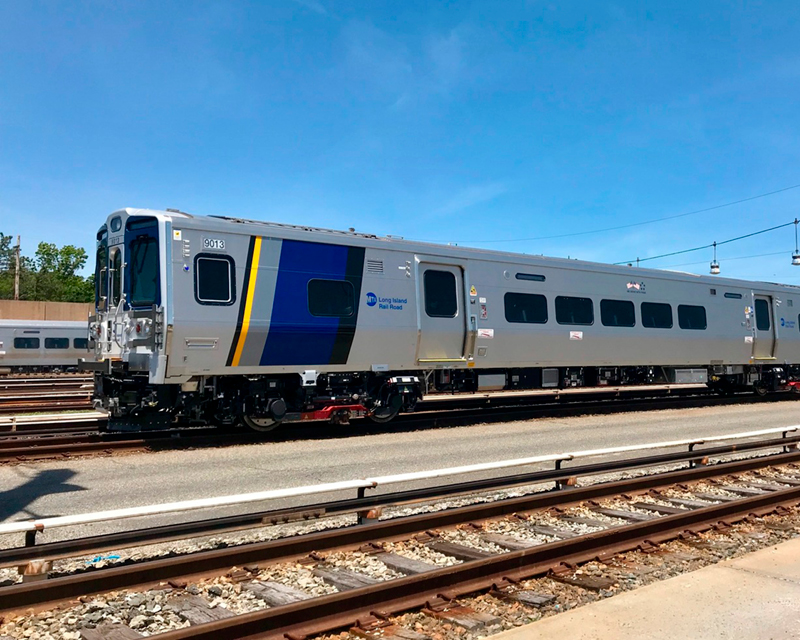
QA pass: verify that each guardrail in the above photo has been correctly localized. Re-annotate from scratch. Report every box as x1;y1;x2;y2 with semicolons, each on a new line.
1;425;797;543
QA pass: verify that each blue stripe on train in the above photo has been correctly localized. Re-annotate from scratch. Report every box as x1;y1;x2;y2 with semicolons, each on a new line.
260;240;349;366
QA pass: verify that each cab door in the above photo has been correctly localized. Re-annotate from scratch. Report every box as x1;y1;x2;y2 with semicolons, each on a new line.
753;295;775;358
417;263;467;361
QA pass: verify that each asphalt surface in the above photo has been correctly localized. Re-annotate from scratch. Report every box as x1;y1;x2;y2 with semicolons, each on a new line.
1;400;799;545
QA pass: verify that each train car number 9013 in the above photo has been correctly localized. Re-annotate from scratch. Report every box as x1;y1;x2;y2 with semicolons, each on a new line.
203;238;225;250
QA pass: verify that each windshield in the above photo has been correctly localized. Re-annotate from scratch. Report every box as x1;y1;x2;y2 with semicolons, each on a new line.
95;227;108;311
110;248;122;307
125;217;160;308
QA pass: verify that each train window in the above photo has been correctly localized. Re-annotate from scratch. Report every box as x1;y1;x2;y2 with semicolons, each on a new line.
45;337;69;349
641;302;673;329
95;227;108;312
515;273;546;282
504;292;548;324
110;248;122;307
678;305;707;330
755;299;770;331
600;299;635;327
74;338;90;350
14;337;39;349
424;270;458;318
555;296;594;325
129;236;159;307
724;292;743;299
195;255;236;305
308;279;355;317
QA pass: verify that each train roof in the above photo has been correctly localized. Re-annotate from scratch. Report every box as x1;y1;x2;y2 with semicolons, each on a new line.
108;208;800;293
0;320;87;329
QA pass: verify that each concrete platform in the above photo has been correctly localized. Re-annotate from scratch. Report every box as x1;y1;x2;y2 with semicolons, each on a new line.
495;537;800;639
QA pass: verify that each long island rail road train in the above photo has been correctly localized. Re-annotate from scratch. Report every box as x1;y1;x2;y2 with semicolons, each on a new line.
0;320;92;374
80;207;800;432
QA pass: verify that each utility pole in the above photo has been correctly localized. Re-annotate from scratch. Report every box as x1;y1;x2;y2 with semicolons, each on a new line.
13;235;20;300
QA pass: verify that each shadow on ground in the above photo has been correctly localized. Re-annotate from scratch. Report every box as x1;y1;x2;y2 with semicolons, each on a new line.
0;468;85;522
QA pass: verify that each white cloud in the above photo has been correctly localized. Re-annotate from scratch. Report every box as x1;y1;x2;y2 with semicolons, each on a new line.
291;0;328;16
437;182;508;216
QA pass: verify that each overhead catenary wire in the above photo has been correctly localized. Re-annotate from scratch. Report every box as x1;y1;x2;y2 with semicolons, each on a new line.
424;182;800;245
659;250;787;269
614;220;796;266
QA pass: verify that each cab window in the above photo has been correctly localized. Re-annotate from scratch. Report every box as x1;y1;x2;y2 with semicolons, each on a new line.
128;236;159;307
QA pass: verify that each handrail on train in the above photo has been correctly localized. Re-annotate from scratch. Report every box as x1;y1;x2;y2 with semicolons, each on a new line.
0;425;796;538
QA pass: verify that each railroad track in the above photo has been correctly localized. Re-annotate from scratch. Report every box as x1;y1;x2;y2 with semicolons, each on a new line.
0;376;94;414
0;389;797;464
1;435;800;639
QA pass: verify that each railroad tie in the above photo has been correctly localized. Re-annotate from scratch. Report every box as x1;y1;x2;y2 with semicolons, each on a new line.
691;492;737;502
481;533;537;550
557;515;610;528
168;594;235;625
79;623;144;639
423;601;501;632
629;502;687;515
242;580;311;606
550;572;617;591
375;552;438;575
717;485;768;496
524;524;579;539
764;476;800;487
590;507;656;522
744;482;790;492
427;541;495;561
660;496;718;509
351;628;432;640
312;567;380;591
491;588;556;608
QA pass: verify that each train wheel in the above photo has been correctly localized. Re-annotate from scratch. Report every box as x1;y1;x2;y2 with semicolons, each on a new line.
753;382;769;397
243;414;281;432
368;391;403;423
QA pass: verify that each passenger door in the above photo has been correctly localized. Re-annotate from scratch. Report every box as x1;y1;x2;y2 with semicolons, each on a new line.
417;263;467;361
753;295;775;358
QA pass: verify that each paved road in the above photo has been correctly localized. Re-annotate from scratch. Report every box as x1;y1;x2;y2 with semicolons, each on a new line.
0;401;798;544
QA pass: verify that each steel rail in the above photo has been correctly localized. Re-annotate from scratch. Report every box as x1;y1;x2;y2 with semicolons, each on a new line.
1;449;799;615
1;433;798;567
154;481;800;640
2;388;794;464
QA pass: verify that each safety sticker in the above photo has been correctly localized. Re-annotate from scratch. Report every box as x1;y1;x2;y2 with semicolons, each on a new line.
480;304;488;319
173;229;182;241
744;336;754;343
479;297;487;303
570;331;583;340
470;285;477;297
477;328;494;339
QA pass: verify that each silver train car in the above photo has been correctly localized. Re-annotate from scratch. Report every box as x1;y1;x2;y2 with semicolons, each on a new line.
0;320;92;373
82;208;800;431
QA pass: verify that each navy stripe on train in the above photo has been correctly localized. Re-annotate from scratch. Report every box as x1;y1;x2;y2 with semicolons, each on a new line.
260;240;364;366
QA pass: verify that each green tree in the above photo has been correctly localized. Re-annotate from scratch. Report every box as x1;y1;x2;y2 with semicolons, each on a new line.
0;235;94;303
0;233;15;299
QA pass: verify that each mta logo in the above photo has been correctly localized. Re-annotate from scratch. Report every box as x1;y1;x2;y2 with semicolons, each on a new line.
366;292;377;307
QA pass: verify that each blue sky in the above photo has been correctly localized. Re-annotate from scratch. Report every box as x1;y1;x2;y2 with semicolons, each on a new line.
2;1;800;281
